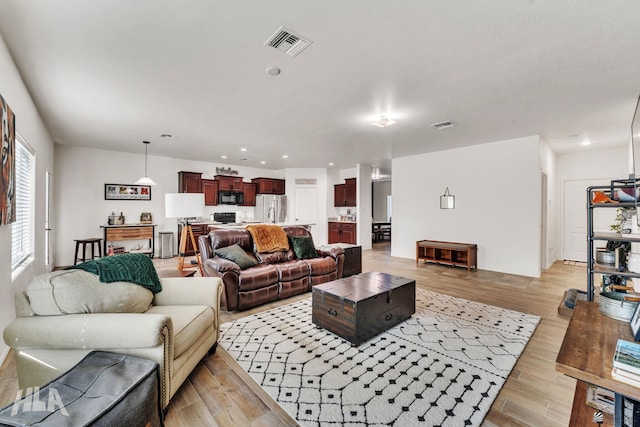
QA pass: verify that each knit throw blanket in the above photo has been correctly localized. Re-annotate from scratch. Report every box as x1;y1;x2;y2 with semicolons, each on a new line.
246;224;290;253
67;253;162;294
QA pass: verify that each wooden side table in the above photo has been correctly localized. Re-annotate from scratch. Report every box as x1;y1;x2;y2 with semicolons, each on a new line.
319;243;362;277
556;300;640;426
416;240;477;271
102;224;156;258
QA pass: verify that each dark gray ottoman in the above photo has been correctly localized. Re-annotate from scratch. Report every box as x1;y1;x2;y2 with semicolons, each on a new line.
0;351;162;426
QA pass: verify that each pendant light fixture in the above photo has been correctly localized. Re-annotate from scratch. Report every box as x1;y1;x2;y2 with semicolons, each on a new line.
135;140;157;186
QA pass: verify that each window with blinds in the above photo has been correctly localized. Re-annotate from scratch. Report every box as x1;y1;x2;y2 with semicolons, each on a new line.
11;134;34;271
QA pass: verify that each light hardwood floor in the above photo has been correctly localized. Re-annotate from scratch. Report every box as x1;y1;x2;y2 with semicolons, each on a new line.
0;244;583;426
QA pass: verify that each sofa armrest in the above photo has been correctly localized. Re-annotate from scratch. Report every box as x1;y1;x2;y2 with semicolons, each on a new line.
155;277;222;334
155;277;222;308
202;257;241;275
202;259;242;311
4;313;172;350
198;233;213;260
317;246;345;260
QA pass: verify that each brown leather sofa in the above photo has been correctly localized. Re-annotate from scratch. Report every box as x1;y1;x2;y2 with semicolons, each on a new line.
198;225;345;311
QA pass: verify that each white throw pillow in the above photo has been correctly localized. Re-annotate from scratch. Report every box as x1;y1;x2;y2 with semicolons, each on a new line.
27;270;153;315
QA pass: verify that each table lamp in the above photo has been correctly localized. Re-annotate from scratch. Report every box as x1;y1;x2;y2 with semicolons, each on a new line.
165;193;204;275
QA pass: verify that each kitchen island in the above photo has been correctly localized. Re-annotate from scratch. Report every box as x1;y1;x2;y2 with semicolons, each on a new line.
208;222;315;230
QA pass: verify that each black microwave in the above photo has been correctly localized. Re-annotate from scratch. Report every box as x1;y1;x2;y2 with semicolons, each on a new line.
218;190;244;205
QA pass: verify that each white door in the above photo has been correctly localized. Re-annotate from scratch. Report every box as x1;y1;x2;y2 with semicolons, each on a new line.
563;179;615;261
294;187;317;223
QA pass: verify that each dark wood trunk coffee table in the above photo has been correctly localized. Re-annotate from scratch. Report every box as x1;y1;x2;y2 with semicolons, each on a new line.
312;271;416;346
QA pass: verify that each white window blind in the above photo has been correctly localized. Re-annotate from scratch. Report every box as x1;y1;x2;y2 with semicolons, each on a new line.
11;134;34;271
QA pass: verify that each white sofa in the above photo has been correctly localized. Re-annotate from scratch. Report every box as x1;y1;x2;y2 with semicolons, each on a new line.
3;271;222;409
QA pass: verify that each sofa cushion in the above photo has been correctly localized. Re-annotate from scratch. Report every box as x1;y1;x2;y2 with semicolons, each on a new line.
27;270;154;316
238;264;280;291
208;229;254;252
289;235;318;259
146;305;213;358
214;243;258;270
275;260;311;281
304;257;337;276
255;250;295;264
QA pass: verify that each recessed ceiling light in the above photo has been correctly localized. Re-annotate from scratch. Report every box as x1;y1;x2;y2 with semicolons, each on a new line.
241;148;248;152
370;116;397;128
260;161;266;164
581;139;592;146
221;155;227;159
266;67;281;76
328;162;334;166
282;155;288;158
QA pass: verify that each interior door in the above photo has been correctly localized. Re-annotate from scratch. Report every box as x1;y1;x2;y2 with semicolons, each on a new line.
563;178;615;261
294;187;317;224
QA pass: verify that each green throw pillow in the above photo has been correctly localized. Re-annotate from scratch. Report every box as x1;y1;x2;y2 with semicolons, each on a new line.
214;244;258;270
290;236;318;259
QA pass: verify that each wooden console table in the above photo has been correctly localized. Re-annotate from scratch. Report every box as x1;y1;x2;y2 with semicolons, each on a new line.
415;240;477;271
101;224;155;258
556;300;640;426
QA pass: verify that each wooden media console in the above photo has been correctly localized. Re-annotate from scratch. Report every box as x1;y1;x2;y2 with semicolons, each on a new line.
416;240;477;271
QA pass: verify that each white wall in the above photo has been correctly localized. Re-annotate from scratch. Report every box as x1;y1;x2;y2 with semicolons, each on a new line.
555;146;629;260
392;135;542;277
0;34;56;362
373;181;392;221
54;145;290;265
356;164;372;250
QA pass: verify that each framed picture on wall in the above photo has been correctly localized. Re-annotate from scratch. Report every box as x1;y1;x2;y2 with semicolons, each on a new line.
104;184;151;201
0;93;16;226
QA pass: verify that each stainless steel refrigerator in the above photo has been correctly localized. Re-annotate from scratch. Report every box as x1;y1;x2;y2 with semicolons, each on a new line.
254;194;287;223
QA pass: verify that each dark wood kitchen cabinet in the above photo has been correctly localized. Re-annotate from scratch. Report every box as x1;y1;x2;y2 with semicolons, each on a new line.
334;184;345;207
328;221;357;245
178;171;202;193
251;177;285;195
328;222;341;244
242;182;257;206
334;178;356;207
215;175;243;191
344;178;356;206
202;179;218;206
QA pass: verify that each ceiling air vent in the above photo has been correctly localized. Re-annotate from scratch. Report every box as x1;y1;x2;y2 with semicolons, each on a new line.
265;26;312;57
431;120;455;130
295;178;317;185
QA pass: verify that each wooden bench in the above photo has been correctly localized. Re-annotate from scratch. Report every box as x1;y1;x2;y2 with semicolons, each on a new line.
416;240;477;271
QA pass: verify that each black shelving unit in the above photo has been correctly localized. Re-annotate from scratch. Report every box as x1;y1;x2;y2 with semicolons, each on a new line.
587;181;640;302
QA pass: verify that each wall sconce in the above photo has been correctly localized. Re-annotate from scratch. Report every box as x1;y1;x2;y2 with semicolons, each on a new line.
440;187;455;209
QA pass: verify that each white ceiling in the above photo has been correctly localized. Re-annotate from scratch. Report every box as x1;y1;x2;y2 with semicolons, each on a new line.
1;0;640;177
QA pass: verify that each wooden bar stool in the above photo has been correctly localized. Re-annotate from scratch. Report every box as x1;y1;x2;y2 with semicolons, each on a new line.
74;238;103;265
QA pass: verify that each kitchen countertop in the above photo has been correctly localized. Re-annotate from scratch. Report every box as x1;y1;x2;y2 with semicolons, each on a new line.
178;221;225;225
208;222;316;229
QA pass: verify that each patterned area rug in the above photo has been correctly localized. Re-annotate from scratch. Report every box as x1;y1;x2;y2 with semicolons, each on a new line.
220;289;540;426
